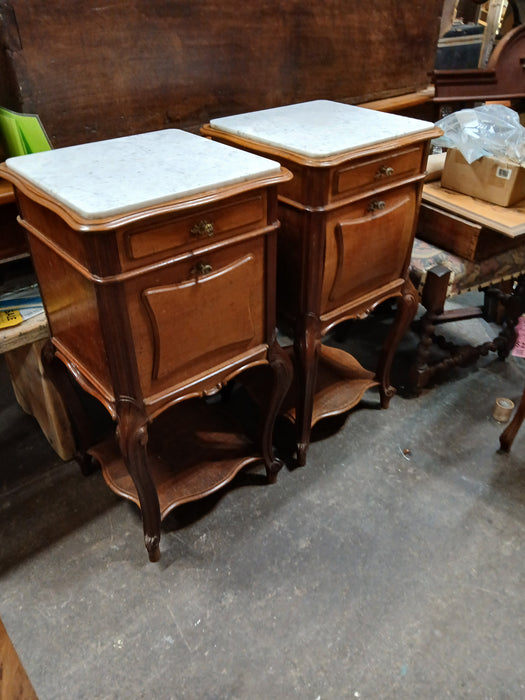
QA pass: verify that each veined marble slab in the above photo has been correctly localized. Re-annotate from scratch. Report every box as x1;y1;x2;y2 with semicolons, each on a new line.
5;129;281;219
209;100;436;159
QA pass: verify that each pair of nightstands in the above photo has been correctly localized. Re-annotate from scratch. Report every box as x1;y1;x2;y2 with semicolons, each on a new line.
1;102;439;560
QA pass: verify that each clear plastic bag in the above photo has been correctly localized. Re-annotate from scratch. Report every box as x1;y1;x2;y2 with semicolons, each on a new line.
432;104;525;164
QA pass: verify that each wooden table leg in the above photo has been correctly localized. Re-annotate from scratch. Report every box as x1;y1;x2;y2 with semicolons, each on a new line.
499;385;525;453
376;278;419;408
294;312;321;467
116;401;161;562
261;331;293;482
409;264;451;395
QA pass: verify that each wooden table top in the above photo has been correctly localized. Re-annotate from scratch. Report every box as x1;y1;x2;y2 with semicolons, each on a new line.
422;180;525;238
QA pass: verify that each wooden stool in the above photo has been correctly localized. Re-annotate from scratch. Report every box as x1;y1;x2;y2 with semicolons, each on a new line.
408;238;525;394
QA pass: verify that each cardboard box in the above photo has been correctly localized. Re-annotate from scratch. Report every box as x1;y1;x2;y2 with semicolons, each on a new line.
441;148;525;207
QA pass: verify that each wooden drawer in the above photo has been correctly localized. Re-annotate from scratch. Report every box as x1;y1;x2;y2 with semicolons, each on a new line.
321;184;417;313
124;190;267;265
331;144;424;202
417;202;523;262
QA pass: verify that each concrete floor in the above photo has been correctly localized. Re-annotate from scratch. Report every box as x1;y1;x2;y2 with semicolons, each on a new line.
1;308;524;700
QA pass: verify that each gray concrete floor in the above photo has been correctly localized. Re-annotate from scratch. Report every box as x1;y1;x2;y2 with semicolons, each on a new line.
1;305;525;700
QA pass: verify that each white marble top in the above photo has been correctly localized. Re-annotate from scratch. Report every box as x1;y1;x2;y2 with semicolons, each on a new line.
209;100;436;158
5;129;281;219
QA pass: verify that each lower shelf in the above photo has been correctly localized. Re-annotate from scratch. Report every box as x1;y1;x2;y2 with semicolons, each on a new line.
282;343;379;427
243;343;379;428
312;344;379;425
88;397;263;520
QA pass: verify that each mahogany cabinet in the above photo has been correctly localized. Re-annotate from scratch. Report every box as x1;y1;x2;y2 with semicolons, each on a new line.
203;100;441;465
0;129;293;561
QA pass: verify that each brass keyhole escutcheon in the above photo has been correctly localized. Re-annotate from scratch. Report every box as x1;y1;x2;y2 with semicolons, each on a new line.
375;165;394;179
190;262;213;276
190;219;215;238
367;200;386;212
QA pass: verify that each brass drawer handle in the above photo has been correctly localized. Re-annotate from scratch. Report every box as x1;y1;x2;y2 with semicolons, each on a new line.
190;262;213;276
190;219;215;238
375;165;395;179
367;200;386;212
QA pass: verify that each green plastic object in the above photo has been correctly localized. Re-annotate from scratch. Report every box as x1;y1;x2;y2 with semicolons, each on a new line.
0;106;52;157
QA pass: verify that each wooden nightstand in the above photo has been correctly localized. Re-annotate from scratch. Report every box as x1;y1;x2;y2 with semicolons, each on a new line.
0;129;293;561
203;101;441;465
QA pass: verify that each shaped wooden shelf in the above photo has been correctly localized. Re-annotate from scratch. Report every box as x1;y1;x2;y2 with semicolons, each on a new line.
88;398;263;520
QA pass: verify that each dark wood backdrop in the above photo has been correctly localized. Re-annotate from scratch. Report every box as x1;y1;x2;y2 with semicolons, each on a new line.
0;0;443;148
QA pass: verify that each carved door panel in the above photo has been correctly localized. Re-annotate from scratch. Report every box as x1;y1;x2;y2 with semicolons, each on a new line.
129;236;266;399
321;185;417;314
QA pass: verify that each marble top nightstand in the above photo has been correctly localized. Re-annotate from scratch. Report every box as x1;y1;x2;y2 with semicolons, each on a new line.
203;101;441;466
5;128;281;219
0;130;292;562
208;99;436;159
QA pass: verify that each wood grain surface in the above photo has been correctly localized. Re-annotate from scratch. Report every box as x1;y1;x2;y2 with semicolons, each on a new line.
0;1;442;146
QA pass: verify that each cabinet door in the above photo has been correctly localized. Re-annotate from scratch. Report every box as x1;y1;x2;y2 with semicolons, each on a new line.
321;184;416;314
130;236;266;400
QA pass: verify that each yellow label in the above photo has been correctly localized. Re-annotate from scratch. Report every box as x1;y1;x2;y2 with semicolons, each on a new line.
0;309;24;328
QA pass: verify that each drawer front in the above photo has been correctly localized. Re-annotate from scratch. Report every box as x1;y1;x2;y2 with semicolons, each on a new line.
332;145;424;202
321;185;417;314
416;202;524;262
128;235;267;398
417;202;481;261
124;190;267;265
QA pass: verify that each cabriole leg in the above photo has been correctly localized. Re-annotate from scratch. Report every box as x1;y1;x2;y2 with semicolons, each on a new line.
260;331;293;482
294;312;321;467
376;279;419;407
116;400;161;562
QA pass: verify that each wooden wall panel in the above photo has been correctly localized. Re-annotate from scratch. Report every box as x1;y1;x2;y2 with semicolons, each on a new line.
0;0;443;148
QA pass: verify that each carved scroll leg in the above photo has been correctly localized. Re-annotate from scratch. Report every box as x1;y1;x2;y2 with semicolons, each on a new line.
260;331;294;483
376;278;419;408
409;265;451;396
499;383;525;452
116;401;161;562
294;312;321;467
